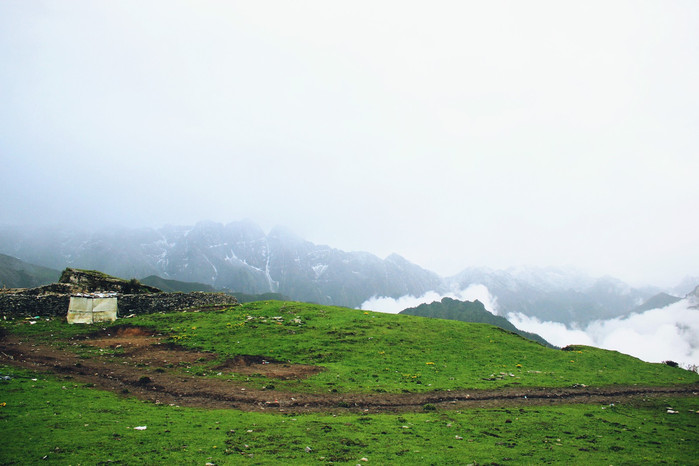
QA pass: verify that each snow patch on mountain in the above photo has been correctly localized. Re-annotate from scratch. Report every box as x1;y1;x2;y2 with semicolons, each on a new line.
312;264;328;279
203;255;218;284
224;249;238;263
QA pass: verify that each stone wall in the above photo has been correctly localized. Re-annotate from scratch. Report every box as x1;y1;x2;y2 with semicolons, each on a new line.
0;292;238;318
0;294;69;317
118;292;238;315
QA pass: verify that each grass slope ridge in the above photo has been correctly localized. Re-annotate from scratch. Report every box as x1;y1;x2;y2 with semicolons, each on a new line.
0;253;61;288
139;275;216;293
400;297;553;347
6;300;695;394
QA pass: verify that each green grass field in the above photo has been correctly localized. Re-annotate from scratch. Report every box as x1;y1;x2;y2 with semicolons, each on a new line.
2;301;698;464
1;364;697;464
10;300;694;392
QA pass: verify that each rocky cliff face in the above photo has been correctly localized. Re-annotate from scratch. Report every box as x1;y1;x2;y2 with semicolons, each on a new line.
58;268;161;294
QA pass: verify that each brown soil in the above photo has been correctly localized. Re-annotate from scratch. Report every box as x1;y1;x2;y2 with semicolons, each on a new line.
1;329;697;413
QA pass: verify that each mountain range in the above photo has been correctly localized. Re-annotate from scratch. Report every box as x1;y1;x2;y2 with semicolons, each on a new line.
0;221;693;324
0;221;440;309
446;267;663;324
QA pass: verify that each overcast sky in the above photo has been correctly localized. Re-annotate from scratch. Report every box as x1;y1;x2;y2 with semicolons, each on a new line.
1;1;698;287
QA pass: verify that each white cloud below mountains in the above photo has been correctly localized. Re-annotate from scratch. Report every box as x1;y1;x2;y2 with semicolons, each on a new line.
360;284;499;315
362;286;699;370
509;300;699;369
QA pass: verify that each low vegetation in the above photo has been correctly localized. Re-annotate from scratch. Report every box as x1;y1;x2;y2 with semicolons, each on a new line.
1;300;698;464
1;363;697;464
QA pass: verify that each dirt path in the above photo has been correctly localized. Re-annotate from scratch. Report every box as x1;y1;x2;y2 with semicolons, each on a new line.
2;330;697;413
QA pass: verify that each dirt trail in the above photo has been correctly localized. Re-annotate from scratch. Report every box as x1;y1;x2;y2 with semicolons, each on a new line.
1;330;697;413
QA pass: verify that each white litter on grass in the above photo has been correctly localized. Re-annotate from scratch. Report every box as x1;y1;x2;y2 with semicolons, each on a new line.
134;426;147;430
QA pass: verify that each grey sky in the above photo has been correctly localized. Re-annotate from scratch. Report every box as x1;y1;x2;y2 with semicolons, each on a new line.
1;1;698;287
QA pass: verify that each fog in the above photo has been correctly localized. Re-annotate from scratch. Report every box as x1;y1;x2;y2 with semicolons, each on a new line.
361;284;499;315
363;288;699;369
1;1;698;287
509;300;699;369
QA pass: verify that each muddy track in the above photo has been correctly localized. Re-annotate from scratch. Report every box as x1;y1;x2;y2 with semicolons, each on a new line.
2;334;697;413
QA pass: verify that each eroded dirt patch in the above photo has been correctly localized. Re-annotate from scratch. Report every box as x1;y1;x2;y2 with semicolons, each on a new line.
215;355;324;379
73;325;214;366
78;328;320;378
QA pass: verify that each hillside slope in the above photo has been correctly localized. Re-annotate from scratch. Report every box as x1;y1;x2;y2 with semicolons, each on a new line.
2;300;697;464
400;297;553;347
6;300;695;394
139;275;215;293
0;253;61;288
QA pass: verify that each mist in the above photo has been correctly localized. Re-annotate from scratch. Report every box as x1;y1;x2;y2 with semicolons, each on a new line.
509;300;699;369
360;284;499;314
1;1;698;288
362;286;699;369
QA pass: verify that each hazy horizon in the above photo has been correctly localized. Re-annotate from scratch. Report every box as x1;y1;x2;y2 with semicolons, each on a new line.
2;1;698;288
2;219;697;292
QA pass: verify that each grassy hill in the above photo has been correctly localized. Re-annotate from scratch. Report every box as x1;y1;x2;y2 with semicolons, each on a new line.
400;297;554;347
0;253;61;288
140;275;216;293
228;290;290;303
124;301;695;392
1;301;697;464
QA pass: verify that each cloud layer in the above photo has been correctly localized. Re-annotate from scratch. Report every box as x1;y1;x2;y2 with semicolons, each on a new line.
360;284;499;315
508;299;699;368
363;284;699;369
